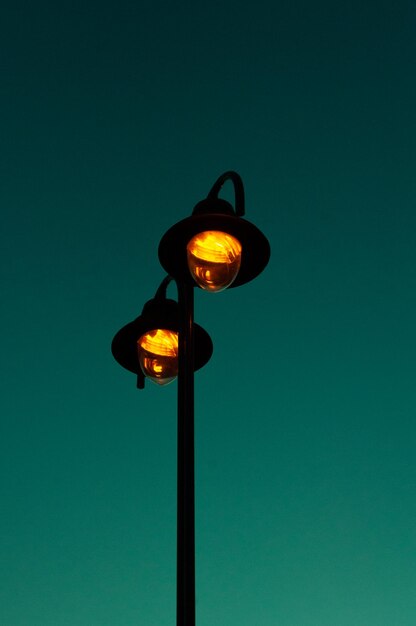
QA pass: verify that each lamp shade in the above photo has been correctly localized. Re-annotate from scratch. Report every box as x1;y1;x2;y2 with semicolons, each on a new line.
158;195;270;289
111;291;213;388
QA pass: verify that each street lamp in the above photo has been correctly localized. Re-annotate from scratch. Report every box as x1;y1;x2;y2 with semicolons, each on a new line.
112;171;270;626
111;276;213;389
158;170;270;289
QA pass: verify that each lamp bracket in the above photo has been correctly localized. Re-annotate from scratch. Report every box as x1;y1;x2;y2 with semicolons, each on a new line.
207;170;245;216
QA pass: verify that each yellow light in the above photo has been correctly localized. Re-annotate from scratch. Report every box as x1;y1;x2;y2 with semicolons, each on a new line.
187;230;242;292
137;329;178;385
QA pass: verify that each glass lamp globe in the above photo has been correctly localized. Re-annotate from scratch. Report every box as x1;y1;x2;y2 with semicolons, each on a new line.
187;230;242;292
137;329;179;385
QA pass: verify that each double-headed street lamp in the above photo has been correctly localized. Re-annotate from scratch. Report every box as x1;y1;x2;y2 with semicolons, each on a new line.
112;171;270;626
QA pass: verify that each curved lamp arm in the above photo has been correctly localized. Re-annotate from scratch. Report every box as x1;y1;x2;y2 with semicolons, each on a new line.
207;170;245;216
154;275;174;300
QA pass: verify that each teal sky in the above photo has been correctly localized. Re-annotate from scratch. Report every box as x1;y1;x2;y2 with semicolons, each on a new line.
1;1;416;624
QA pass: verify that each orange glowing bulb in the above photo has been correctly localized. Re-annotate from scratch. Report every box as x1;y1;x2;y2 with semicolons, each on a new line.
187;230;242;292
137;329;178;385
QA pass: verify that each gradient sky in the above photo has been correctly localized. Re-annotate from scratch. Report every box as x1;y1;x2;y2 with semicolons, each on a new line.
1;1;416;625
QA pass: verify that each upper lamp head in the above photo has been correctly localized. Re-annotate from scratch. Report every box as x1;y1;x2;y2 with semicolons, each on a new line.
158;196;270;290
111;293;213;388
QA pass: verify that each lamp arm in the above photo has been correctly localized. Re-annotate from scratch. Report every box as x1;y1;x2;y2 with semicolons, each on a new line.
154;275;174;300
207;170;245;216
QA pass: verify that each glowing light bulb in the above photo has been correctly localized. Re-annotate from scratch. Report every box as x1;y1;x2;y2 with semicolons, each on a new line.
137;329;178;385
187;230;242;292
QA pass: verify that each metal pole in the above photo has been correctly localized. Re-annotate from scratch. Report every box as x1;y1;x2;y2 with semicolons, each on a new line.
177;279;195;626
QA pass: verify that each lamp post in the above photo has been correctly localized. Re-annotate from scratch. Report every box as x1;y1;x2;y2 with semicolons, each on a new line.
112;171;270;626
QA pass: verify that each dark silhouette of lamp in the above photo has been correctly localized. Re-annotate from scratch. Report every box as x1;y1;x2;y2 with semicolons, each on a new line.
158;170;270;290
111;276;213;389
111;171;270;626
